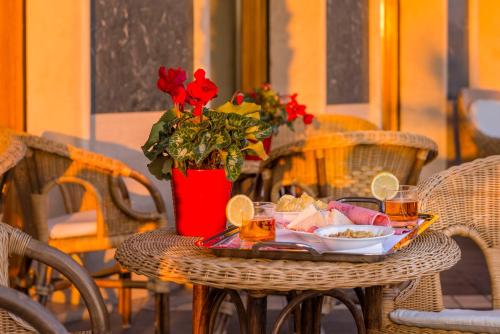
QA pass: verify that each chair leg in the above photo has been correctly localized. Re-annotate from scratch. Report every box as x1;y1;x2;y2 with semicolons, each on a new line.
35;262;52;305
118;271;132;327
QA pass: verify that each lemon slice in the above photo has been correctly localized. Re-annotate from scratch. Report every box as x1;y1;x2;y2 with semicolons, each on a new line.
226;195;254;227
371;172;399;200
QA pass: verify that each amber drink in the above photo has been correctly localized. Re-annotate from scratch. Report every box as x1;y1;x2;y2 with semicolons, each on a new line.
384;185;418;224
240;202;276;242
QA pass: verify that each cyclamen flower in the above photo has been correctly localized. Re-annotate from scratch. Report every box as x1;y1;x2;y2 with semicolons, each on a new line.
235;92;245;105
285;94;307;122
186;69;218;116
157;67;187;105
303;113;314;125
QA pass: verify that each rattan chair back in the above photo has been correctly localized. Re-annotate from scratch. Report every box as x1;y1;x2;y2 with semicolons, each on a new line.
263;131;438;202
4;133;167;252
271;114;378;150
417;155;500;309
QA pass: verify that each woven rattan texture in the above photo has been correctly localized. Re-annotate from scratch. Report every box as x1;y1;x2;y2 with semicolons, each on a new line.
264;131;438;201
116;231;459;292
5;132;166;253
376;156;500;333
0;129;25;176
271;115;379;150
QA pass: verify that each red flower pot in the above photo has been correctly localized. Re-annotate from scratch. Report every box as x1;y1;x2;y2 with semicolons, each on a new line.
245;136;272;161
171;168;232;238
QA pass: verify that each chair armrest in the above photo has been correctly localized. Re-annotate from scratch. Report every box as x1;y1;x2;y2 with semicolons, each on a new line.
0;285;68;334
34;176;106;239
109;170;167;223
3;223;110;334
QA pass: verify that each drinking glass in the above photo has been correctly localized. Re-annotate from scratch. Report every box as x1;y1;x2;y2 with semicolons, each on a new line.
384;185;418;224
240;202;276;241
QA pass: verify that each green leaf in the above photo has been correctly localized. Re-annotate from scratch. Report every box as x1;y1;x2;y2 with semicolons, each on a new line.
147;156;173;180
242;141;269;160
217;101;261;118
225;144;243;181
246;122;272;140
166;126;197;161
193;131;214;165
142;109;177;160
213;131;231;149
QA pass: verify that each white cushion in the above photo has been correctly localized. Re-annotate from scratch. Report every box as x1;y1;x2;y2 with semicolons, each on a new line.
48;210;97;239
390;309;500;333
470;99;500;138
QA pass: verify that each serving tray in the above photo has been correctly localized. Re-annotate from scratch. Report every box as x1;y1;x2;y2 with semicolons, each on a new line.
196;213;438;263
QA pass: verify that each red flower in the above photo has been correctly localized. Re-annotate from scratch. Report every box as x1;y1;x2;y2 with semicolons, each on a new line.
157;66;187;105
303;113;314;125
285;93;307;121
235;92;245;105
187;69;218;116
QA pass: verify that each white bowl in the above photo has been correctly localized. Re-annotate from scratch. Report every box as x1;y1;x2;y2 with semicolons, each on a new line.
314;225;394;252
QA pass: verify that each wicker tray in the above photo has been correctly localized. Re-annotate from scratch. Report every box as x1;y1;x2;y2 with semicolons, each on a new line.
197;213;438;263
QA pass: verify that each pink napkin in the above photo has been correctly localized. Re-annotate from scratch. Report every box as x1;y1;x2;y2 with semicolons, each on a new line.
327;201;391;227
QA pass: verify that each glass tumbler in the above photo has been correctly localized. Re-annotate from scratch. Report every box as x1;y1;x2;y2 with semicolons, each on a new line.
239;202;276;242
384;185;418;224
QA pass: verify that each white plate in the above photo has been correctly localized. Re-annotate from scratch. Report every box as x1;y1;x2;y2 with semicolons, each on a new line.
314;225;394;252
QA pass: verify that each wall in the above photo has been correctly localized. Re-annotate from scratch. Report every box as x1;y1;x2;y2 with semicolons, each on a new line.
399;0;448;177
270;0;327;115
26;0;91;145
468;0;500;91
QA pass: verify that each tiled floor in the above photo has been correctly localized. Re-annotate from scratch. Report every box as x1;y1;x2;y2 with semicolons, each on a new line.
63;236;492;333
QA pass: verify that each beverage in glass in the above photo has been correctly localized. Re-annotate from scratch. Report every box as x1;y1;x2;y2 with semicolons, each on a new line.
240;202;276;242
384;185;418;224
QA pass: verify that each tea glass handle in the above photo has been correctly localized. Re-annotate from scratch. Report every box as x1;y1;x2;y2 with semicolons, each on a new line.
252;242;321;256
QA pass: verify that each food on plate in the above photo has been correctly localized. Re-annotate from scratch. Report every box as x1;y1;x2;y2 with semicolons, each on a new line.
276;193;327;212
226;194;254;227
328;229;377;238
323;209;354;226
328;201;391;226
286;204;329;232
370;171;399;201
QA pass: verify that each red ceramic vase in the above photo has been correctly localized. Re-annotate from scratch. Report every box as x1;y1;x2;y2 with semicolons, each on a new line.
171;168;232;238
245;136;272;161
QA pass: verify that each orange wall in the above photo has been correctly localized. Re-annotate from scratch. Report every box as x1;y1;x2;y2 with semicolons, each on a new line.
0;0;25;131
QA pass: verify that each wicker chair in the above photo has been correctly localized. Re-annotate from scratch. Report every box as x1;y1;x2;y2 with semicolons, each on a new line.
457;88;500;161
0;223;110;334
260;131;438;202
3;132;168;326
376;155;500;333
271;114;379;150
0;130;109;333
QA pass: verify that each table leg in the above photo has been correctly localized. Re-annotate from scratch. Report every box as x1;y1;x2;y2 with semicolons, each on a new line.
246;291;267;334
364;286;383;331
301;298;313;334
193;284;210;334
155;292;170;334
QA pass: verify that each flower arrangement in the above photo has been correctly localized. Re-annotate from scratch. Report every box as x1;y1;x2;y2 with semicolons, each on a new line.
238;84;314;135
142;67;272;181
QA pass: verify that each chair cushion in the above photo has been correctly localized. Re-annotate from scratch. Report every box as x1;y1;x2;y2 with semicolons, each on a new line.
48;210;97;239
470;99;500;138
390;308;500;333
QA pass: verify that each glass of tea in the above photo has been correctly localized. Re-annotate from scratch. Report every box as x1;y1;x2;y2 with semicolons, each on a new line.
384;185;418;225
239;202;276;242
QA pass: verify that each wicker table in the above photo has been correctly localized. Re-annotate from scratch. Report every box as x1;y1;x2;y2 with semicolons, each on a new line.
115;230;460;334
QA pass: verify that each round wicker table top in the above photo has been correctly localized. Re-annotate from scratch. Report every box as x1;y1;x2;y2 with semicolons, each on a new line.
115;230;460;292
